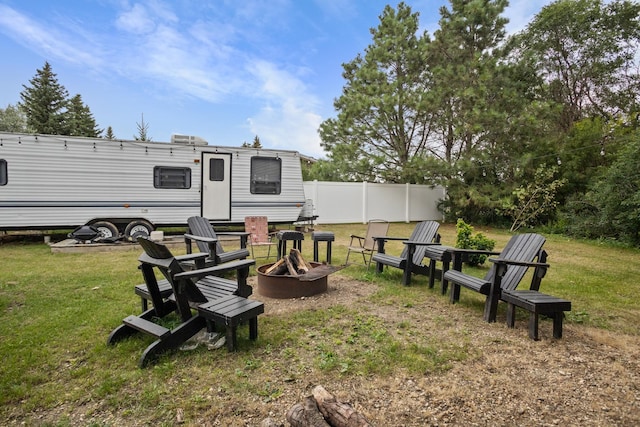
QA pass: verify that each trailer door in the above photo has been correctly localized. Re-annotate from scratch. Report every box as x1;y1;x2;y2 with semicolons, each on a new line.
201;152;232;220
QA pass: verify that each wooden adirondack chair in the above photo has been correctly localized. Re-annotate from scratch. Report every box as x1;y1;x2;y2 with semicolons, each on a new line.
184;216;250;267
345;219;389;267
244;216;277;260
444;233;549;323
107;238;260;367
371;220;441;286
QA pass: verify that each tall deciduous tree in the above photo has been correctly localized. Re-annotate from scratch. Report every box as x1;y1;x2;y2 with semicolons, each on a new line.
318;2;432;183
511;0;640;131
0;104;28;132
19;61;69;135
66;94;101;137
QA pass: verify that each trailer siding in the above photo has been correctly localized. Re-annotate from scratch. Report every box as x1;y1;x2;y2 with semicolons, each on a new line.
0;133;305;230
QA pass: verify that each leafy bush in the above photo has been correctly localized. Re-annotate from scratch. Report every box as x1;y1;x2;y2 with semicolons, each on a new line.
455;218;496;266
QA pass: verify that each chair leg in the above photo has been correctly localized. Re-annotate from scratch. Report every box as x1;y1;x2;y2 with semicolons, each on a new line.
428;260;436;289
249;317;259;340
528;312;540;341
506;303;516;328
552;312;564;338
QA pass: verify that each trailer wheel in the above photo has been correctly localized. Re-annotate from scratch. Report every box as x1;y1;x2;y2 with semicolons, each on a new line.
124;220;154;241
92;221;119;239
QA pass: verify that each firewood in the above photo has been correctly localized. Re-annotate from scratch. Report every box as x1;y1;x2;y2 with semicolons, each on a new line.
286;396;330;427
265;258;286;275
289;248;310;273
284;256;298;276
291;248;312;270
312;385;372;427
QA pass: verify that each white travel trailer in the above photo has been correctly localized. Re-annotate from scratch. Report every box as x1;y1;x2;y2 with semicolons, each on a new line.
0;132;307;239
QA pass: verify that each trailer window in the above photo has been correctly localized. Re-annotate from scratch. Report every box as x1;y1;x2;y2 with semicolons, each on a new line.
209;158;225;181
0;159;6;186
250;157;281;194
153;166;191;189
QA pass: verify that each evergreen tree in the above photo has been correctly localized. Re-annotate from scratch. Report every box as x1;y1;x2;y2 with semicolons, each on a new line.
66;94;101;137
19;61;69;135
241;135;263;148
134;113;151;141
318;2;432;183
0;104;28;132
104;126;116;140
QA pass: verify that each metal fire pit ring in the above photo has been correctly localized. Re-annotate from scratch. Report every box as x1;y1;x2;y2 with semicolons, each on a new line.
256;262;328;299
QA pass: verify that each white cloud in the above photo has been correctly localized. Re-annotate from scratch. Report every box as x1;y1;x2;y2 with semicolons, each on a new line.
246;60;324;157
115;3;157;34
0;4;103;68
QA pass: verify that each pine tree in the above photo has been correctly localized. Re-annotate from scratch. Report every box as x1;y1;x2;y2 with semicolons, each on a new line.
66;94;101;137
318;2;431;183
19;61;69;135
134;113;151;141
104;126;115;140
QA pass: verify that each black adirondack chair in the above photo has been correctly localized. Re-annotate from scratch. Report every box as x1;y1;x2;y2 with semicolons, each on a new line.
371;220;441;286
444;233;549;323
184;216;250;267
107;237;258;367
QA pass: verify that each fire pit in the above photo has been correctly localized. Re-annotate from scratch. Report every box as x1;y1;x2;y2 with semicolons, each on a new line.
257;262;329;299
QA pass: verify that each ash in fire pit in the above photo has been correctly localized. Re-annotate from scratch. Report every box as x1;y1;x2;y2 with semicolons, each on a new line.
256;249;341;299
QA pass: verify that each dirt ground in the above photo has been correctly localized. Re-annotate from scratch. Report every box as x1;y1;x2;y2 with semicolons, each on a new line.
248;274;640;427
11;274;638;426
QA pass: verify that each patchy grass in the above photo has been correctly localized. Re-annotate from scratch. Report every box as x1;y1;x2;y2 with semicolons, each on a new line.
0;222;639;425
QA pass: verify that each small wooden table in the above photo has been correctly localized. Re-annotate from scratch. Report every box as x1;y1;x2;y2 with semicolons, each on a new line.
196;295;265;351
502;289;571;340
312;231;335;264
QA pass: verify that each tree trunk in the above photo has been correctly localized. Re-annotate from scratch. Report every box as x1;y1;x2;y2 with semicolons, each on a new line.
286;396;330;427
312;385;372;427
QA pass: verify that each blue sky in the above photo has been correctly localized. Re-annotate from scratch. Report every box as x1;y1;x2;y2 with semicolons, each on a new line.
0;1;552;158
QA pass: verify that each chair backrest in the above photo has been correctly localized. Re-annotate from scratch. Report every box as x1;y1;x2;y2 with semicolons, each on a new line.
244;216;271;244
137;237;207;320
484;233;547;291
400;220;441;265
364;220;389;251
187;216;224;255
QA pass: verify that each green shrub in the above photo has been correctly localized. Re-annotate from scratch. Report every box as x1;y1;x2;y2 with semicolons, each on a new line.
455;218;496;266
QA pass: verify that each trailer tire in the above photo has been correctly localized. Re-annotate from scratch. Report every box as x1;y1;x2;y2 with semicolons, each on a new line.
124;220;154;241
92;221;119;240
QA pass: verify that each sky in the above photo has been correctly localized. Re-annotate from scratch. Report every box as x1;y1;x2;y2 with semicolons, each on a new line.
0;0;554;158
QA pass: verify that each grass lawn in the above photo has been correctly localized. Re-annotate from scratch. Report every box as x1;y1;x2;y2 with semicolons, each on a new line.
1;222;639;425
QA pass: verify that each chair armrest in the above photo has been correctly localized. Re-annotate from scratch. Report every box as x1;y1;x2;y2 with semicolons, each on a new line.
402;241;442;246
489;257;550;278
174;259;256;280
448;248;501;256
184;233;217;244
489;257;550;268
377;236;409;242
174;253;209;263
217;232;250;238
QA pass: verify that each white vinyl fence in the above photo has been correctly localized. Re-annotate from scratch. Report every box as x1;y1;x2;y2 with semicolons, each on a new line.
302;181;446;224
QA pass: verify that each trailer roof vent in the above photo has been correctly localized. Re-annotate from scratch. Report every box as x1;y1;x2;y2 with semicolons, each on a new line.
171;134;208;146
